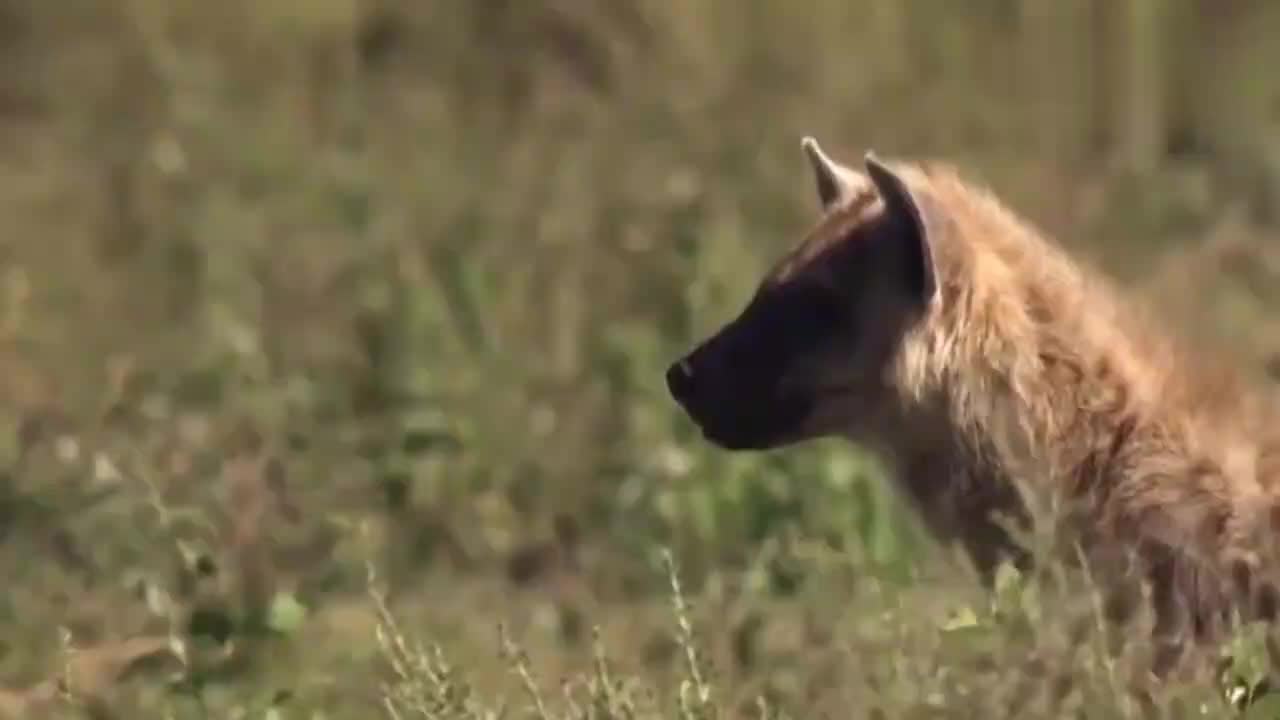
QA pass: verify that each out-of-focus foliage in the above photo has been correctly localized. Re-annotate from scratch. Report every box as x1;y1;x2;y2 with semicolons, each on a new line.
0;0;1279;717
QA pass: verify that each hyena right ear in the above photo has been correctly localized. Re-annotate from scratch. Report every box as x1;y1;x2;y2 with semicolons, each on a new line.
801;136;865;211
864;151;939;304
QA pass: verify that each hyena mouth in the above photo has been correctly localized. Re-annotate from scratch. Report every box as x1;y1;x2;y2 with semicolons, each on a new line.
683;391;814;451
695;416;762;451
696;419;775;452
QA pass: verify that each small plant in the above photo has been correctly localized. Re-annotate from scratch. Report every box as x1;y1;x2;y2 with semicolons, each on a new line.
370;550;750;720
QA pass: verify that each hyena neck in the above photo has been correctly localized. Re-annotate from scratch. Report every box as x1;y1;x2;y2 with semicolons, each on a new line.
872;166;1267;554
868;290;1163;585
890;245;1170;505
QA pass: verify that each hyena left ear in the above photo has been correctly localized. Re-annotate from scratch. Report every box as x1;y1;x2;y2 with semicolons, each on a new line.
801;136;866;211
864;151;939;305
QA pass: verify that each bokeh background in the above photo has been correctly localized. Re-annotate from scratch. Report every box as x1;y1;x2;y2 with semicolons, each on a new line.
2;1;1280;717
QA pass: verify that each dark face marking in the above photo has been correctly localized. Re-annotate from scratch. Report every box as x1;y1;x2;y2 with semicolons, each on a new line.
666;140;942;452
667;214;931;449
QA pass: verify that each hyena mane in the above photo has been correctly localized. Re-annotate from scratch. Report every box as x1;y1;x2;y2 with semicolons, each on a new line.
667;137;1280;678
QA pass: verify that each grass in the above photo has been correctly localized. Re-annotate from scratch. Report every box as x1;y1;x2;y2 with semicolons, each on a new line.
368;550;719;720
3;0;1280;718
364;543;1264;720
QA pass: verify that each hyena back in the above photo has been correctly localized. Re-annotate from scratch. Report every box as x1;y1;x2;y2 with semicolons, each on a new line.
665;137;1280;674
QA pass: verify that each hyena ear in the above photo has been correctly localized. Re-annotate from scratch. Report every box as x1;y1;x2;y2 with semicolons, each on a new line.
864;151;939;304
801;136;865;211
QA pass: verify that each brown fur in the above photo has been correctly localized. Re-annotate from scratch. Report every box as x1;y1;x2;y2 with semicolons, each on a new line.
667;140;1280;680
862;161;1280;658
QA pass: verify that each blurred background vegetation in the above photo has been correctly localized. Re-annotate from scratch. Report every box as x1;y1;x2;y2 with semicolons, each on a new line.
1;0;1279;717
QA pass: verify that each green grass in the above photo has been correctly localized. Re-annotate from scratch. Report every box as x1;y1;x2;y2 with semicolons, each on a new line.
2;1;1280;717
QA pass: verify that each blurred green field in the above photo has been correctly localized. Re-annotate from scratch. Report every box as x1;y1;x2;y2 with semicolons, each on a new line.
2;1;1280;717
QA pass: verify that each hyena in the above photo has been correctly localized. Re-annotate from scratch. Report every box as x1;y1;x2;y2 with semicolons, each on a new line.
665;137;1280;677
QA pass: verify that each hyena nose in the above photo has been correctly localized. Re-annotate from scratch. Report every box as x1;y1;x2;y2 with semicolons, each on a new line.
666;358;696;402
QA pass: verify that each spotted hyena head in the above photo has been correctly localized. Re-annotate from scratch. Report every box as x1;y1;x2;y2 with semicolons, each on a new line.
666;137;943;451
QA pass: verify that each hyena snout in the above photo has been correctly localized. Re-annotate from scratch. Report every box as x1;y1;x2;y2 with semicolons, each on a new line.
664;357;696;404
665;343;756;449
664;337;722;412
666;317;767;415
666;321;816;451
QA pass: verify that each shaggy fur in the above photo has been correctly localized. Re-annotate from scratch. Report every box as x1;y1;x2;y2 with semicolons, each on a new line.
667;139;1280;679
867;161;1280;656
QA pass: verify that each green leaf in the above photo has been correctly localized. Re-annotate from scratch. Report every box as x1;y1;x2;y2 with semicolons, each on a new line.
266;592;308;635
940;605;980;632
